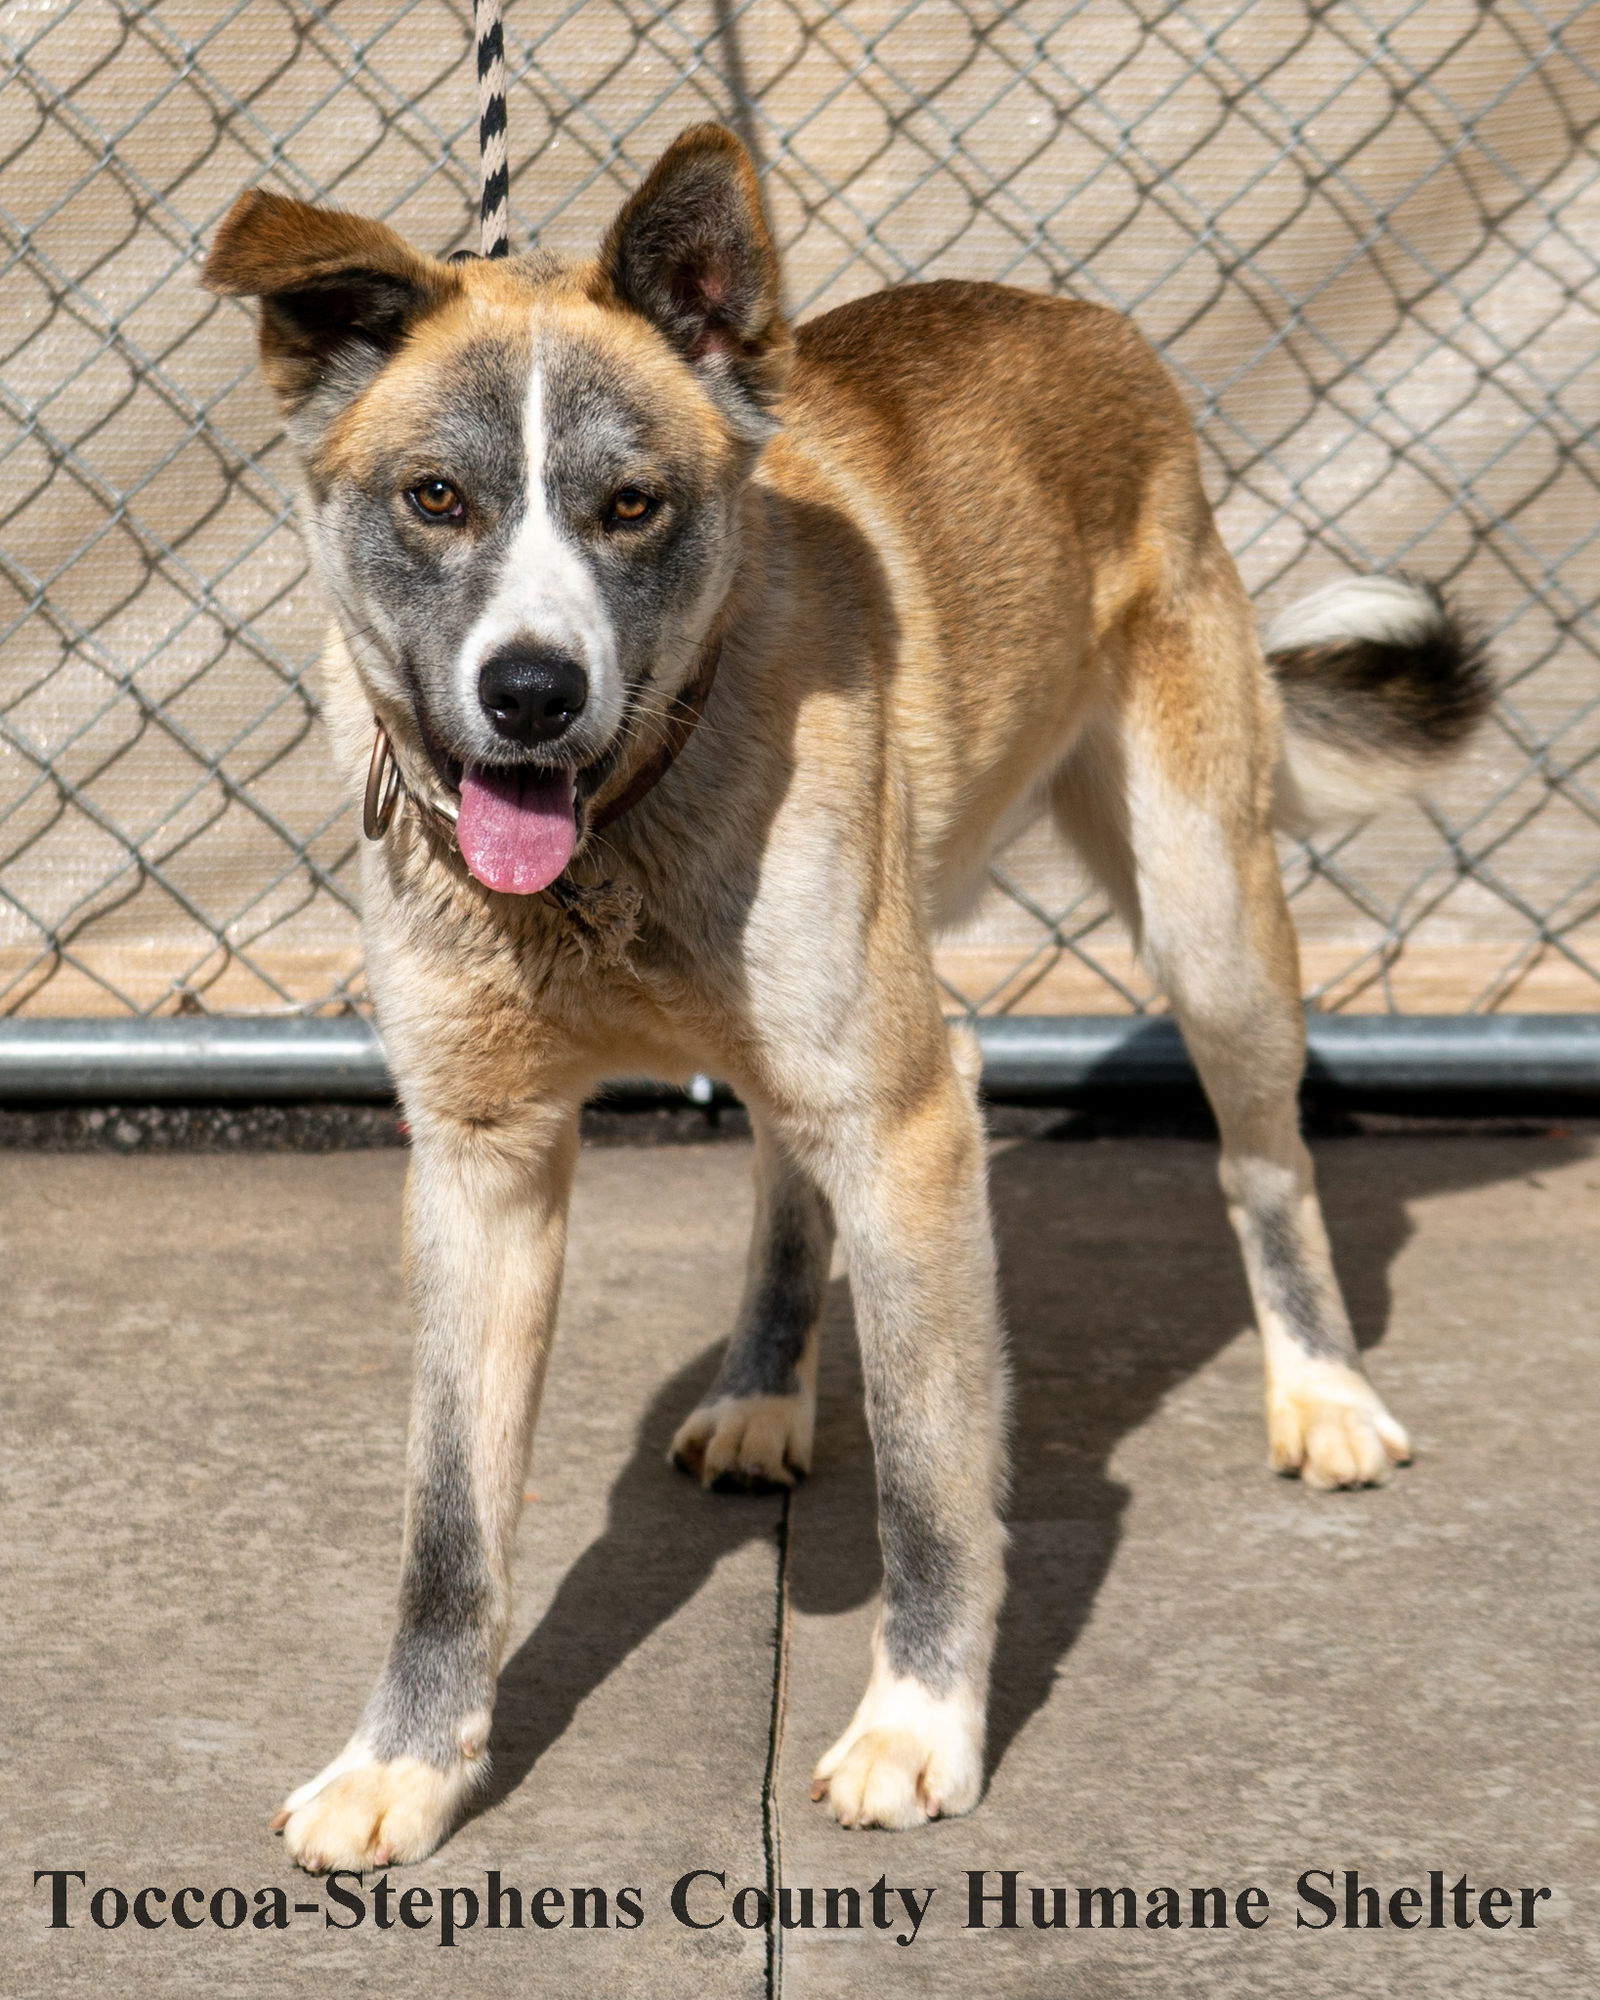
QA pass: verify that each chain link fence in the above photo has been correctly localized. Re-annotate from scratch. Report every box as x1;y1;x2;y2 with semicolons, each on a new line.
4;0;1599;1021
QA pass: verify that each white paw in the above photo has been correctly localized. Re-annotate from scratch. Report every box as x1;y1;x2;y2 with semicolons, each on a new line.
670;1390;814;1489
810;1673;983;1829
1267;1358;1411;1490
272;1726;487;1873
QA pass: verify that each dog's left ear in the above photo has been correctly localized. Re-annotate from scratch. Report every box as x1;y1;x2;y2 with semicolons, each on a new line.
597;124;790;434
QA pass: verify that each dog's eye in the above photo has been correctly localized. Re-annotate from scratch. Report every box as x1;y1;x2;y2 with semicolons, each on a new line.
607;488;656;526
408;480;465;522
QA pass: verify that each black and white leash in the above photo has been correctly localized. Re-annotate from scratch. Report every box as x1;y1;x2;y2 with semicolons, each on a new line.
472;0;510;258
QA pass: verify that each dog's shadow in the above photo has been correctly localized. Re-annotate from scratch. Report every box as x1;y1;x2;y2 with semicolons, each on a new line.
475;1119;1583;1814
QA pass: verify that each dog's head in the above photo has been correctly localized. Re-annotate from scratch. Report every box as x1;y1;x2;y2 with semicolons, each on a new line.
203;125;788;893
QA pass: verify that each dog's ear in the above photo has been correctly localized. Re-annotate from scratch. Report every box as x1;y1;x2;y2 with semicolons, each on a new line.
202;191;457;412
597;125;789;434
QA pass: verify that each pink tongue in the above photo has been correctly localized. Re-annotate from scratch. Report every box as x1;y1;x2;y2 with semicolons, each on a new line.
456;764;577;895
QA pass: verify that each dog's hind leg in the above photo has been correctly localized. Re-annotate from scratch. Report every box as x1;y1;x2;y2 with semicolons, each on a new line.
274;1085;581;1872
670;1108;833;1490
1055;590;1410;1491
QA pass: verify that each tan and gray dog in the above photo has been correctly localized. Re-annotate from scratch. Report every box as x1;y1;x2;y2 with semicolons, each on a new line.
203;124;1488;1871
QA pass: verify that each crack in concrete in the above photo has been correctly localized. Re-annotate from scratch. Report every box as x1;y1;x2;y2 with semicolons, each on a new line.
762;1494;793;2000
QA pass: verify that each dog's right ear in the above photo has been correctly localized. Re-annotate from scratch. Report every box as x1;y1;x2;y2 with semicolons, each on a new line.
202;191;457;412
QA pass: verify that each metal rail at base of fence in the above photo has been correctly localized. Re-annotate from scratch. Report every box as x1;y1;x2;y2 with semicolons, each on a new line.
0;1015;1596;1107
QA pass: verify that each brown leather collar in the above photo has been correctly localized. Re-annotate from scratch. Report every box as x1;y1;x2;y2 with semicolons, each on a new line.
362;631;723;863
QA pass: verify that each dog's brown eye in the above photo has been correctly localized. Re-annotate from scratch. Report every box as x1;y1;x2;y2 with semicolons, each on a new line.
608;488;655;526
409;480;464;521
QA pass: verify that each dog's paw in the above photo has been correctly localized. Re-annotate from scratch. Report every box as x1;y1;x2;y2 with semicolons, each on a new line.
272;1733;485;1873
1267;1359;1411;1490
670;1390;813;1490
810;1677;982;1830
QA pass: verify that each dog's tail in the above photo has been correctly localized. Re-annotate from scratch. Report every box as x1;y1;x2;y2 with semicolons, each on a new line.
1265;575;1492;837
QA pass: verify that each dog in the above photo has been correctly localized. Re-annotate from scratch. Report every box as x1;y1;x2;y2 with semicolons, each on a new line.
202;123;1489;1870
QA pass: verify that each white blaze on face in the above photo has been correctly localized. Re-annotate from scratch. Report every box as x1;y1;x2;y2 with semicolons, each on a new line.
456;342;621;751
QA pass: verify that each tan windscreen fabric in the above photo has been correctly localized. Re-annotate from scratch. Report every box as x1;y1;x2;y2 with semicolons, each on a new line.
3;0;1597;1016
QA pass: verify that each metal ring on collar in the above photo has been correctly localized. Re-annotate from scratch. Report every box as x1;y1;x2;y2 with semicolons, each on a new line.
363;720;402;839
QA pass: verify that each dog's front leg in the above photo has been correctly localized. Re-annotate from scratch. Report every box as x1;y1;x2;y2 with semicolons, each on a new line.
275;1096;579;1872
798;1050;1008;1829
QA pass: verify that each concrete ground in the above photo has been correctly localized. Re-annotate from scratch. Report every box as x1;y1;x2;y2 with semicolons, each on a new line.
3;1123;1597;1997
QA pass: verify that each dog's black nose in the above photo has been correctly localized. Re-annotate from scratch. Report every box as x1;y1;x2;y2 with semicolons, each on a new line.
478;647;588;746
